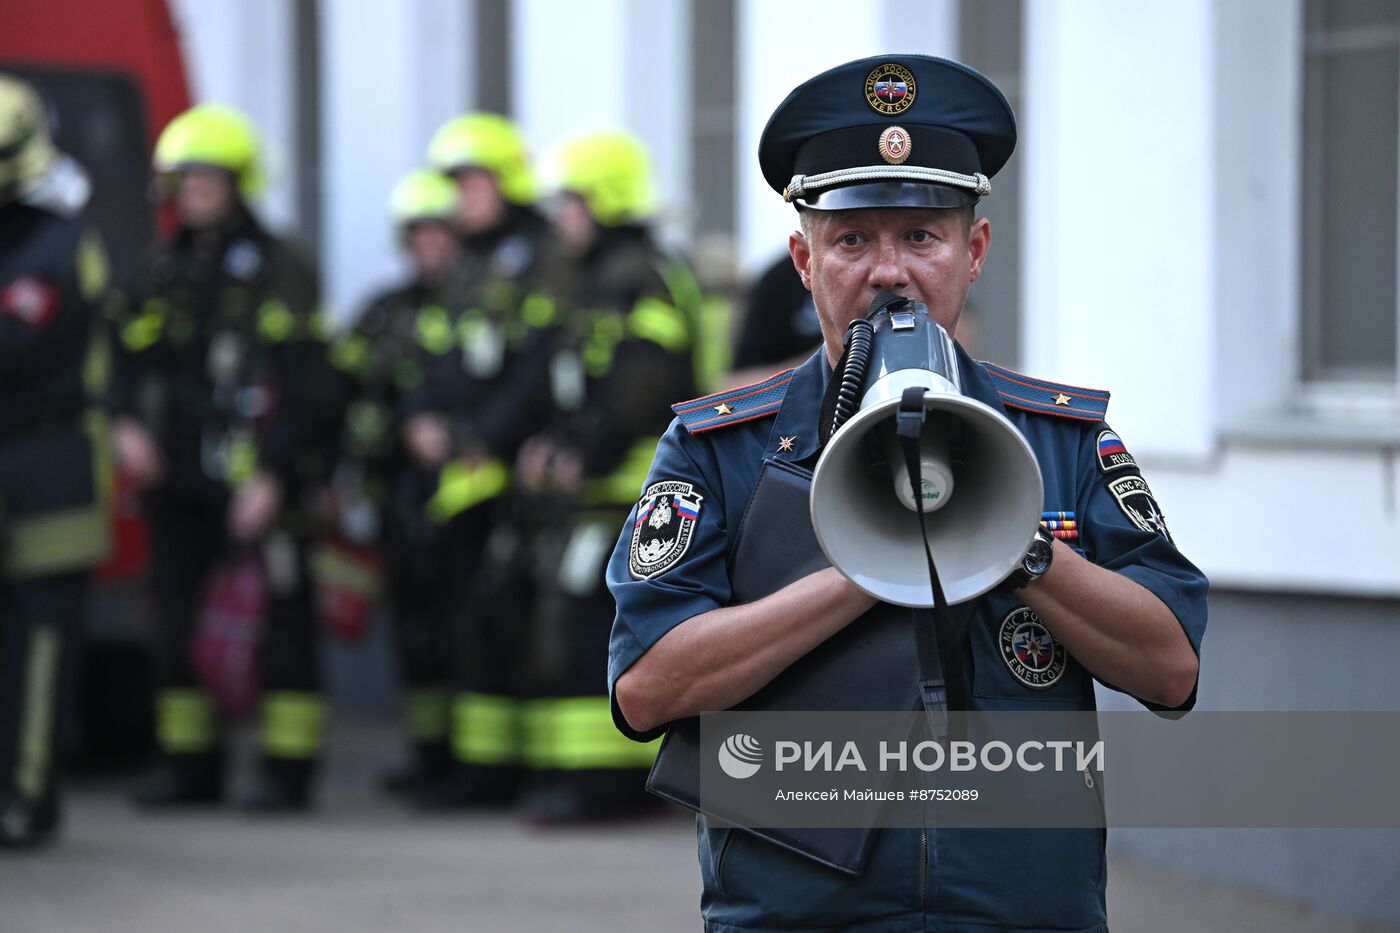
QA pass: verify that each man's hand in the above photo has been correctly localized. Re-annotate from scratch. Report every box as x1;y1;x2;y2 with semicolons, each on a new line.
111;416;165;488
403;413;451;468
615;567;876;734
515;435;555;493
228;470;283;543
516;436;583;494
1020;539;1199;708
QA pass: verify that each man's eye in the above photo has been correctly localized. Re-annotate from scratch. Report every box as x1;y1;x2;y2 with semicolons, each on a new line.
838;233;862;247
908;230;934;243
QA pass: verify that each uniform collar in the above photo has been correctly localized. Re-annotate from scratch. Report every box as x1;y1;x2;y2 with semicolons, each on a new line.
951;341;1012;417
764;349;831;464
762;341;1010;467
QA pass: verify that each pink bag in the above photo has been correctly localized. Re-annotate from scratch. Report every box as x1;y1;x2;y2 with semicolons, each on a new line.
191;551;267;717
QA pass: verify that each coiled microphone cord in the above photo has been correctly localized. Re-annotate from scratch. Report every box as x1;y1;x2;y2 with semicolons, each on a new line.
829;317;873;438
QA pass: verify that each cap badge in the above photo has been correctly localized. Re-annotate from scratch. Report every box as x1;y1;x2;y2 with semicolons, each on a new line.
864;63;917;116
877;126;912;165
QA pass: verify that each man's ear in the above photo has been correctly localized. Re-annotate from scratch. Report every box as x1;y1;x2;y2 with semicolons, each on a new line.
967;216;991;284
789;229;813;291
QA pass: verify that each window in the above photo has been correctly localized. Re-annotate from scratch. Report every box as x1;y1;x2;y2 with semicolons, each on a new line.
1301;0;1400;385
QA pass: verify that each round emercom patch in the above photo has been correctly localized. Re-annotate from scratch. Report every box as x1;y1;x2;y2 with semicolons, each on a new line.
864;62;917;116
999;607;1067;689
629;480;704;579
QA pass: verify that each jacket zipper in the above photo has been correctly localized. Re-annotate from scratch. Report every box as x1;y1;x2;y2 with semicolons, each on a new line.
921;824;928;916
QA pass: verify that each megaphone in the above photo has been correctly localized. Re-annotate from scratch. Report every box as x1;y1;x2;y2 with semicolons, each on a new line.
810;295;1043;608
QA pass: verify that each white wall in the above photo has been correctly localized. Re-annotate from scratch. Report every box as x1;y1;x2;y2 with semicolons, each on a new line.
1021;0;1216;464
734;0;959;272
1213;0;1303;424
321;0;472;322
511;0;690;243
168;0;299;235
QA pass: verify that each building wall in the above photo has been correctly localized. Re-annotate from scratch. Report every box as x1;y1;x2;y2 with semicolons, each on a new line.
1103;589;1400;926
320;0;473;320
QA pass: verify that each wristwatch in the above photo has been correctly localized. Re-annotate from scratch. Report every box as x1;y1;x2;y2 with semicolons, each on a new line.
1004;525;1055;591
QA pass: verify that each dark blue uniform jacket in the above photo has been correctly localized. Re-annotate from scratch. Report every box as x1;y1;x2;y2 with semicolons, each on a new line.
606;346;1208;932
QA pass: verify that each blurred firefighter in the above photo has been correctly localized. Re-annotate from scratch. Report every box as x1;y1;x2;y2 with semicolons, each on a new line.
323;169;461;794
0;75;113;847
404;112;563;809
514;130;699;823
109;104;329;811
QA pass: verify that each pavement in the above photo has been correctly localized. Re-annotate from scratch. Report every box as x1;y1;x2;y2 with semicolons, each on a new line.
2;718;1396;933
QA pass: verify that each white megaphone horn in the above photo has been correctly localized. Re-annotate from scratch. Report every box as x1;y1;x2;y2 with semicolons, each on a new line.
810;294;1043;607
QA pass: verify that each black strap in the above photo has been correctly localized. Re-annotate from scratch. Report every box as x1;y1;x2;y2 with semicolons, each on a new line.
895;386;969;740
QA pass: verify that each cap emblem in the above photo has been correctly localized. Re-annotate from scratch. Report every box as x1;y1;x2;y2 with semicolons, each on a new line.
877;126;912;165
864;63;917;116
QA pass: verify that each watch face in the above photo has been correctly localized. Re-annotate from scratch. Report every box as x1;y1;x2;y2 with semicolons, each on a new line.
1024;537;1053;576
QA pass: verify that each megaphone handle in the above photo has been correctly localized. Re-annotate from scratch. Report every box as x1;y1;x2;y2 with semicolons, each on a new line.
895;387;969;738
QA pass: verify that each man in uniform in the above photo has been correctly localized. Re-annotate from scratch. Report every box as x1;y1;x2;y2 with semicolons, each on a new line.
515;131;699;822
606;55;1208;931
110;104;328;811
324;168;461;794
0;74;113;847
407;113;562;808
725;250;822;388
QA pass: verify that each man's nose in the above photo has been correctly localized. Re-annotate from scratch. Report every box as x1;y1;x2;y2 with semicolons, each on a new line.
868;239;909;294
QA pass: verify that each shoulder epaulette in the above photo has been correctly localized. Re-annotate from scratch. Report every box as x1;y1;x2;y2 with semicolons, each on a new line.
672;368;795;434
979;361;1110;423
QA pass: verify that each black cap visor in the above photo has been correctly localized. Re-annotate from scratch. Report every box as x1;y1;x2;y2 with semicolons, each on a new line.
797;179;979;211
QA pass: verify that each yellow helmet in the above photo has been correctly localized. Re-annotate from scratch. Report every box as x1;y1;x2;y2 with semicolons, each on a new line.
544;130;655;227
0;74;57;205
153;104;264;198
389;168;457;226
425;113;535;205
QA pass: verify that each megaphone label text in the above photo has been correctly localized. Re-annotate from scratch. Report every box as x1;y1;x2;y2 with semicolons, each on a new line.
1095;430;1137;473
629;480;704;579
1106;475;1174;545
999;608;1067;689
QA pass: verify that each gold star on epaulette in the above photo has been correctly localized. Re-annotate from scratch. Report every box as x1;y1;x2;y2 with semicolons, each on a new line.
714;403;733;415
778;436;795;452
1053;393;1072;406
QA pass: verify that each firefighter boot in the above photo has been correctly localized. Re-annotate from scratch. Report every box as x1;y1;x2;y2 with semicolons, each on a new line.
241;756;315;813
130;753;225;808
0;792;59;848
412;762;520;811
381;740;453;796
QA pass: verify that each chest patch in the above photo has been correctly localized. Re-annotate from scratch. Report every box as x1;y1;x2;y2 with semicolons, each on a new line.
629;480;703;579
999;607;1067;689
1;275;58;329
1107;474;1173;544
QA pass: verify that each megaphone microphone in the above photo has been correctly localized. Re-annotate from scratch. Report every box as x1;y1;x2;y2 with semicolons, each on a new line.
810;293;1043;608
